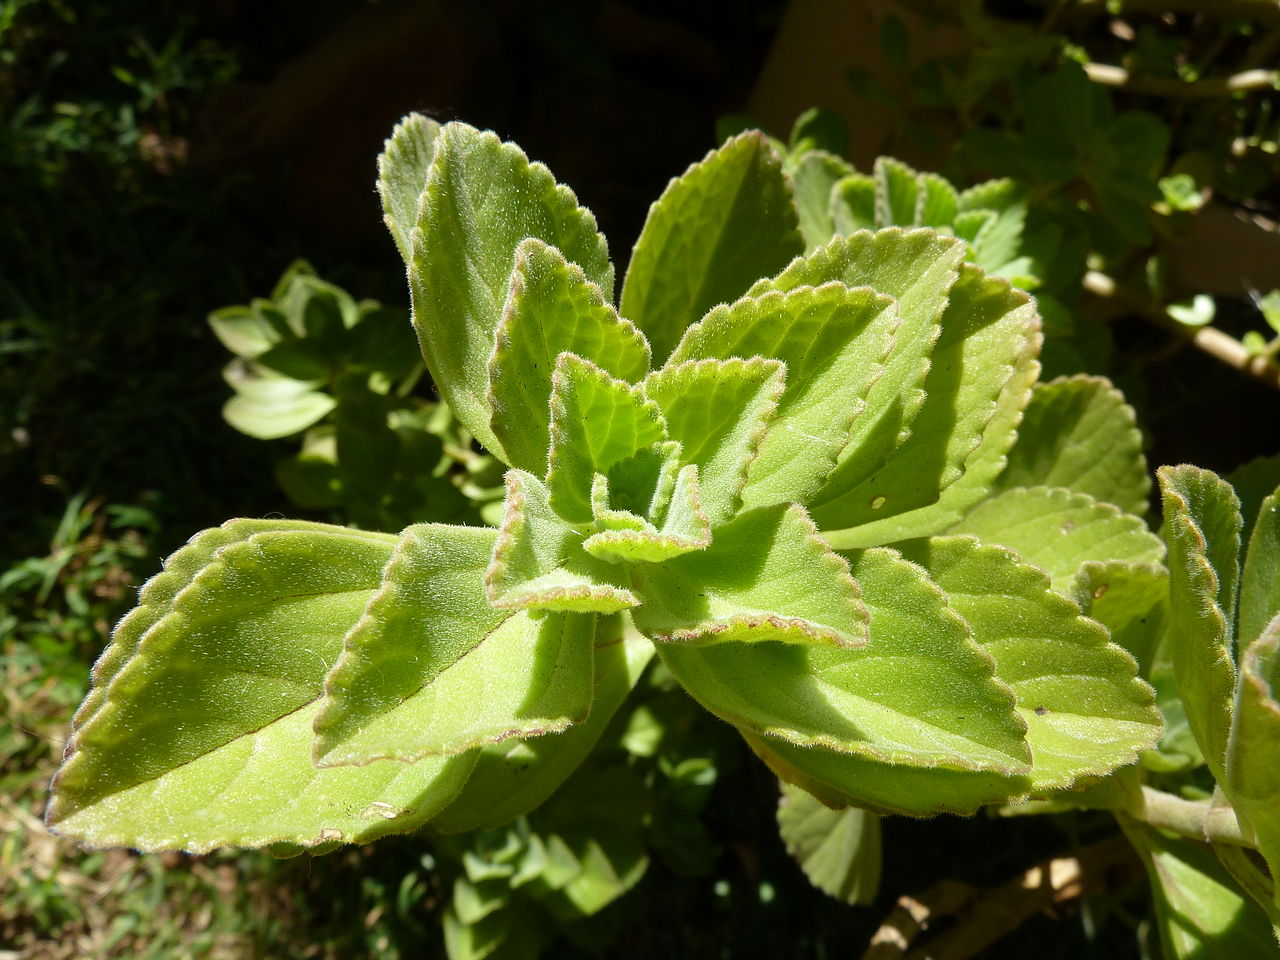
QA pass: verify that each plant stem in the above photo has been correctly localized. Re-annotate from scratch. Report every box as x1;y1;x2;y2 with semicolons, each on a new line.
1083;270;1280;391
1127;786;1252;846
1083;62;1279;97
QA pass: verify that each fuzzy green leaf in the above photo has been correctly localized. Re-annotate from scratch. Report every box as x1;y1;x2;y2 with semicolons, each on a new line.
377;112;442;265
487;470;638;613
488;239;650;475
432;621;653;834
655;539;1031;784
223;373;336;440
777;782;881;905
900;536;1162;795
49;524;476;851
1225;615;1280;901
633;504;870;649
583;464;712;563
916;173;959;228
546;354;667;523
669;283;898;510
1072;561;1169;678
875;156;919;226
956;178;1027;274
790;150;854;250
314;524;595;766
410;122;613;459
643;357;785;526
1158;465;1242;782
620;131;803;363
994;375;1150;516
830;174;877;234
948;487;1164;594
819;265;1040;544
1239;486;1280;649
753;229;967;511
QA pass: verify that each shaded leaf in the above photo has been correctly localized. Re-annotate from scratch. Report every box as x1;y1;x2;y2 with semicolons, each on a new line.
1073;561;1169;679
994;375;1150;516
411;122;613;458
777;782;881;905
790;150;854;250
583;464;712;563
620;130;803;363
831;174;877;234
1158;465;1242;781
1239;486;1280;650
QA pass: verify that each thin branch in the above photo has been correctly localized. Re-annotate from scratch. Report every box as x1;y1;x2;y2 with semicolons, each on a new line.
861;835;1143;960
1083;61;1279;97
1083;270;1280;391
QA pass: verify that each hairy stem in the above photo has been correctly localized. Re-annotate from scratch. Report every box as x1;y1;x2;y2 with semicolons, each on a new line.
1126;786;1252;846
1083;62;1279;97
1083;270;1280;391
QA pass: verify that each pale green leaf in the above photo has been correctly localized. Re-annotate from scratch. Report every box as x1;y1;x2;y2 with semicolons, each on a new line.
1230;453;1280;546
669;283;897;510
583;464;711;563
207;305;282;359
777;782;881;905
314;523;595;765
994;375;1150;516
830;174;876;234
1158;464;1242;781
1225;615;1280;901
948;487;1164;594
899;536;1162;794
633;503;870;649
916;173;959;228
747;732;1028;817
432;620;653;833
956;178;1027;273
546;354;667;523
875;156;919;227
654;538;1030;778
223;375;336;440
411;122;613;459
487;238;650;475
49;525;476;851
790;150;854;251
819;265;1040;544
752;229;966;510
1240;486;1280;649
377;112;442;265
643;357;785;526
1072;561;1169;678
1125;823;1279;960
487;470;638;613
620;130;803;363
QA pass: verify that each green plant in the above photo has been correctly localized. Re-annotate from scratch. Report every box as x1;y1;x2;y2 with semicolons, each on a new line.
45;115;1280;957
210;260;503;530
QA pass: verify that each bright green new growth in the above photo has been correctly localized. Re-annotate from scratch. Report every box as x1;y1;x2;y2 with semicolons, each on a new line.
49;115;1167;859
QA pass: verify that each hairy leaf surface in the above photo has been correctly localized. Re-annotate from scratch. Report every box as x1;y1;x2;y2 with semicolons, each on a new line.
315;524;595;766
488;239;650;475
900;537;1161;794
620;131;802;363
411;122;613;458
1072;561;1169;678
1239;486;1280;650
654;539;1030;778
949;487;1163;593
790;150;854;250
377;112;442;264
546;354;667;523
994;375;1150;515
643;357;784;525
1158;465;1241;781
669;283;897;510
49;524;476;851
583;464;712;563
819;266;1039;543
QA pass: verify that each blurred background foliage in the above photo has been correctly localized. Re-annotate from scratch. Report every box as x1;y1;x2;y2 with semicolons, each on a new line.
2;0;1278;957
